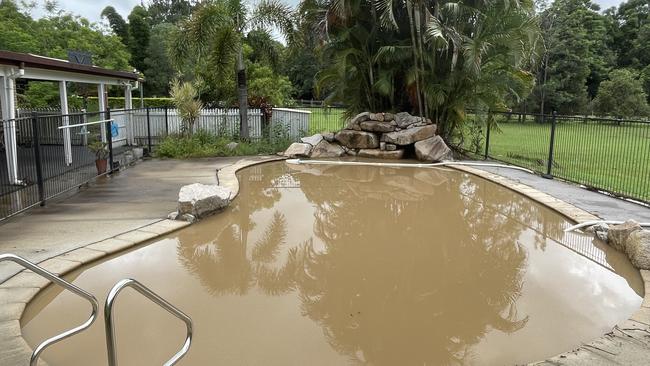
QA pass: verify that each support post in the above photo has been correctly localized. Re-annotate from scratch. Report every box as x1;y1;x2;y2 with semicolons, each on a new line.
31;112;45;205
484;120;491;160
59;81;72;166
543;111;557;179
81;109;88;146
105;108;114;174
124;84;133;145
1;75;19;184
146;107;152;155
98;84;107;143
164;106;169;137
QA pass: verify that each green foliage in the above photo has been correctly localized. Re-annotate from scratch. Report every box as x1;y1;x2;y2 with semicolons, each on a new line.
247;63;294;106
143;23;177;96
527;0;613;115
87;139;109;160
127;5;151;73
592;69;649;117
317;0;540;139
101;6;129;45
170;80;203;135
171;0;295;139
0;0;131;70
147;0;195;25
155;129;293;159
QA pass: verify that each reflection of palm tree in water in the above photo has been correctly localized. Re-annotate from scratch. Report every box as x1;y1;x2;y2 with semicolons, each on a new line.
290;168;533;365
176;162;568;364
177;163;302;296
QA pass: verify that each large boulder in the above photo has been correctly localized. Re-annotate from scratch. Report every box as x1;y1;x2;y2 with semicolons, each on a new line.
300;134;324;146
414;136;452;162
381;125;436;145
335;130;379;149
311;140;346;158
345;112;370;130
394;112;431;129
360;120;396;133
178;183;231;219
358;148;405;160
368;112;395;122
608;220;642;251
283;142;312;158
322;132;335;142
625;230;650;269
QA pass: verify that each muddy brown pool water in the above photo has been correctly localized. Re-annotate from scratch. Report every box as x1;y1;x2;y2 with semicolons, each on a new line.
21;161;643;366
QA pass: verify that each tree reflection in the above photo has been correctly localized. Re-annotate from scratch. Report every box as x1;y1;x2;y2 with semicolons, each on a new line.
176;162;570;365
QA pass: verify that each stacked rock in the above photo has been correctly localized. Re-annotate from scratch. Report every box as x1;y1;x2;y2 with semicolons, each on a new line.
283;111;452;162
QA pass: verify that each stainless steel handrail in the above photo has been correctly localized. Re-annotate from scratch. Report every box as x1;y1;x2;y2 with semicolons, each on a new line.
0;253;99;366
104;278;193;366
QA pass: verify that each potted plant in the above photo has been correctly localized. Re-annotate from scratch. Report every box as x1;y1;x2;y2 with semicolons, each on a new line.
88;140;109;174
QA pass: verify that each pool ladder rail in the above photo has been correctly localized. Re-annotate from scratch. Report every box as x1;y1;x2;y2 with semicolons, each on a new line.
0;253;193;366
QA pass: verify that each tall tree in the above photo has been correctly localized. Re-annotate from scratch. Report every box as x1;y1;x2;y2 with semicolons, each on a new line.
127;5;151;73
100;6;130;45
317;0;540;138
171;0;294;139
592;69;649;117
143;23;177;96
148;0;196;25
528;0;613;115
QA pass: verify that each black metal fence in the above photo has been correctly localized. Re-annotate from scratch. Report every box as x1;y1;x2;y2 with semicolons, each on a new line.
0;106;313;220
1;109;117;220
460;110;650;205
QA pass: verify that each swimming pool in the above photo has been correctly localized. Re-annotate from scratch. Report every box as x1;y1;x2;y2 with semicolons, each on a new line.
21;161;643;365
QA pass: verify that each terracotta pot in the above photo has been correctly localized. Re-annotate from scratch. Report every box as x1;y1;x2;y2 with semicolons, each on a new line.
95;159;108;174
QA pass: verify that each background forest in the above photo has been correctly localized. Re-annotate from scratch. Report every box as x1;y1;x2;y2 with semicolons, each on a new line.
0;0;649;127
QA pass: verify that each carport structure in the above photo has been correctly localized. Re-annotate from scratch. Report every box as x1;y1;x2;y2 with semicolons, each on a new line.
0;50;140;184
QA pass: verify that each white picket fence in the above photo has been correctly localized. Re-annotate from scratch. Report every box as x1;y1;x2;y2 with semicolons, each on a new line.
110;107;311;146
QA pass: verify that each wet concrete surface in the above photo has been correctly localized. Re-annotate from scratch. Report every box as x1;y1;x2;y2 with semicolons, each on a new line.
468;162;650;222
0;157;245;282
21;162;643;366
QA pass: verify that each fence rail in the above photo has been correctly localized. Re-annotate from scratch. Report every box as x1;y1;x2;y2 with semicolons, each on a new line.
460;110;650;205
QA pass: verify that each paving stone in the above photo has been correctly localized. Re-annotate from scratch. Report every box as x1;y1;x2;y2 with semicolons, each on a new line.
58;248;105;264
0;272;49;290
0;302;26;322
38;258;80;276
137;220;190;235
114;230;160;244
0;288;40;305
86;238;134;254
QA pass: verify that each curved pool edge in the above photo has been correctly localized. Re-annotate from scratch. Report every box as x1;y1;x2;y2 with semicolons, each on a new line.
1;157;648;366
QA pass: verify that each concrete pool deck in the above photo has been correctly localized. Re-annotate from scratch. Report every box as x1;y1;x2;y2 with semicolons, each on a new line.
1;156;649;365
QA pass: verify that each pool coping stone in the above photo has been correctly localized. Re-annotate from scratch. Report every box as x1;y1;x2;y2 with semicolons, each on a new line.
0;156;648;366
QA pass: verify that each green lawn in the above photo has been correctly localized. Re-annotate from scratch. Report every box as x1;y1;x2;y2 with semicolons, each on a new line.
294;108;649;203
463;117;650;203
295;107;347;134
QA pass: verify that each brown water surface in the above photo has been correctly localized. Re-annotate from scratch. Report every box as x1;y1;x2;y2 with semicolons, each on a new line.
21;161;643;366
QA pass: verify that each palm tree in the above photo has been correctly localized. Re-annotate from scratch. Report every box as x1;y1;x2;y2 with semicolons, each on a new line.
317;0;540;140
171;0;294;139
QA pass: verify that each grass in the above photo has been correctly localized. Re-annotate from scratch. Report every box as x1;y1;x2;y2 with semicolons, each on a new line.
294;107;347;134
459;116;650;203
155;129;292;159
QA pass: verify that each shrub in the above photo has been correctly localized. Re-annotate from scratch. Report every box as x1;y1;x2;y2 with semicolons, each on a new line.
155;129;293;159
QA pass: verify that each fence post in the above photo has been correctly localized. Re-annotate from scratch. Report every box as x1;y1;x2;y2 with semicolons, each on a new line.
105;108;114;174
146;107;152;155
543;110;557;179
164;106;169;137
484;119;491;160
31;112;45;206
